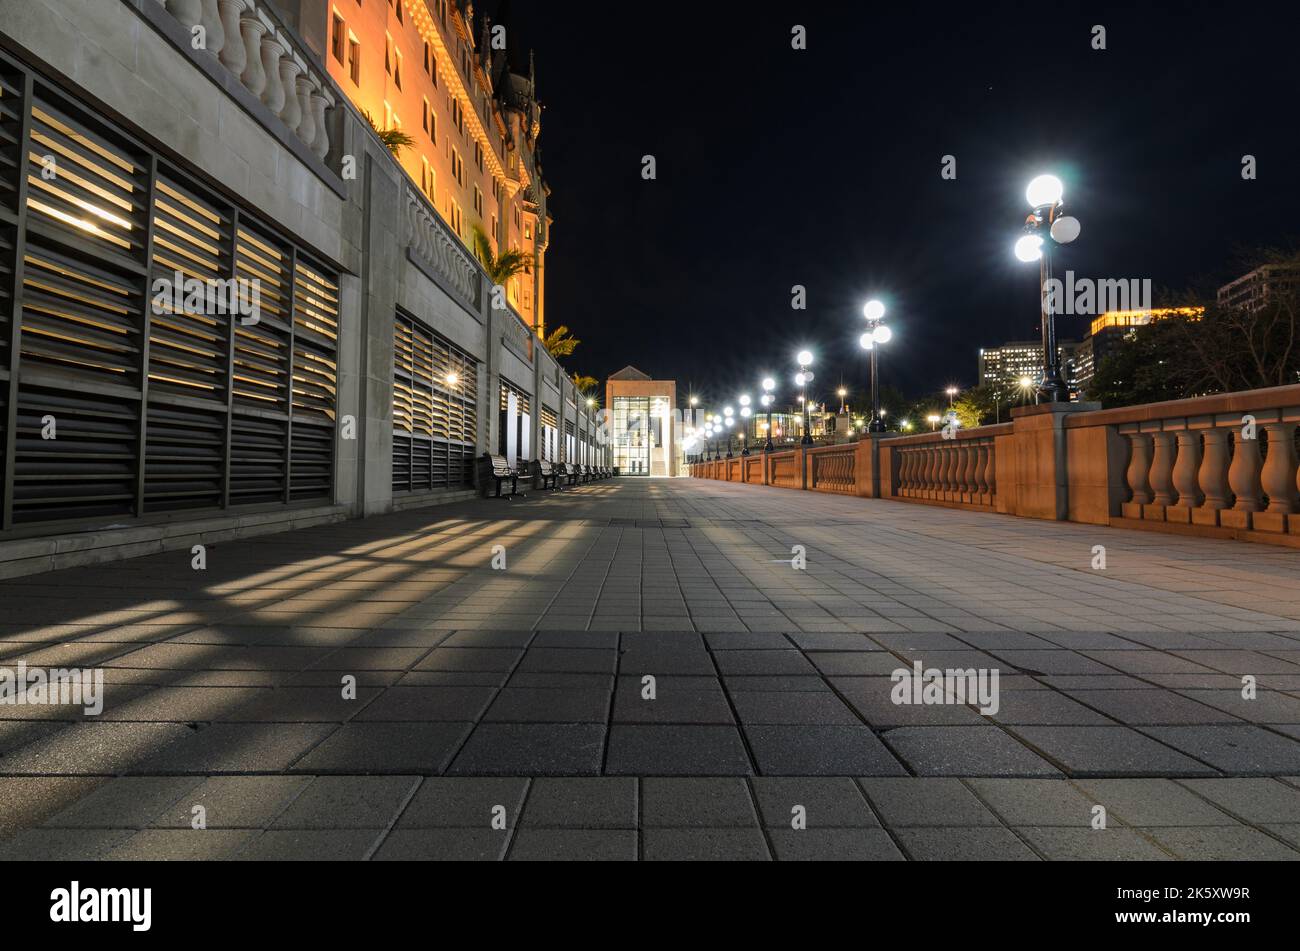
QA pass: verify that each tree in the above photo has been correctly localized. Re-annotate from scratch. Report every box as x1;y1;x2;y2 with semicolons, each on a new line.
543;325;580;359
571;374;599;396
471;225;531;287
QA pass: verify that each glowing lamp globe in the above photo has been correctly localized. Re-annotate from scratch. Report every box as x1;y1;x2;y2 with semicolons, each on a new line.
1050;215;1081;245
859;333;874;351
796;351;813;367
1014;235;1045;262
873;325;893;345
863;300;886;322
1026;174;1064;208
762;377;776;392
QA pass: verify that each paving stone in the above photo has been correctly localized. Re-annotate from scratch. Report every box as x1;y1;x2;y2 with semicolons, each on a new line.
966;779;1104;827
516;648;617;674
450;724;607;776
519;778;637;828
397;777;530;828
1010;725;1216;777
0;723;195;775
292;723;472;774
236;829;378;860
1014;827;1172;860
884;727;1060;777
1141;726;1300;774
989;691;1116;726
0;827;135;860
106;828;257;860
713;650;817;676
858;778;1002;827
617;646;717;676
41;776;200;829
1145;826;1300;860
483;687;610;723
372;829;510;860
354;686;497;722
766;828;903;860
731;691;862;726
895;826;1039;861
137;723;336;774
611;676;734;724
148;776;313;828
606;725;752;775
641;778;759;827
808;652;906;676
416;648;523;673
1072;779;1238;827
745;725;906;776
507;829;637;860
643;828;770;861
1063;689;1238;726
835;678;988;727
270;776;418;829
750;777;878;828
1176;778;1300;823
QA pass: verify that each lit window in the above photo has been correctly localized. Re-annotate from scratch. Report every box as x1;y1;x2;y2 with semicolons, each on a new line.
394;49;403;89
331;11;346;64
384;33;392;74
348;34;361;84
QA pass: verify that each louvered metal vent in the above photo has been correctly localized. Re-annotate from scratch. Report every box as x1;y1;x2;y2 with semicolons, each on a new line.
0;54;340;532
393;310;476;493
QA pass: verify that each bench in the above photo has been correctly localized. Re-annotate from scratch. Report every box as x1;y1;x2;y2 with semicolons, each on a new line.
477;453;520;498
532;459;561;490
555;462;580;487
583;465;597;482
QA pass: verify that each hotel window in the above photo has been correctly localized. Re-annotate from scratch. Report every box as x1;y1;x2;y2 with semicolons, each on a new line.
384;32;392;75
474;141;483;172
524;222;532;240
450;201;463;237
422;158;433;198
473;186;483;217
383;100;393;128
428;107;437;144
348;34;361;84
421;97;429;133
331;11;346;64
395;0;402;23
451;148;464;185
394;49;403;89
423;41;432;77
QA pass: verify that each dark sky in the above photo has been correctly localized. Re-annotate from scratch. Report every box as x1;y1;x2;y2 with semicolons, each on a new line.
491;0;1299;407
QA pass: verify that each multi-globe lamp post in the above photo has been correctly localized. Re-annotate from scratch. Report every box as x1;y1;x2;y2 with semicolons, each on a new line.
723;405;735;458
859;300;892;434
1014;173;1081;405
794;352;815;446
738;395;753;455
761;377;776;452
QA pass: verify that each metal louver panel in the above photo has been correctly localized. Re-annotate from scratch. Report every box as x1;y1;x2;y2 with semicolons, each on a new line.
1;52;340;532
26;92;148;262
392;312;476;493
148;175;232;402
12;385;137;522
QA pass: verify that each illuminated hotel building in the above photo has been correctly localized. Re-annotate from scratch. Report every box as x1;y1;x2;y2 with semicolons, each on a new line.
306;0;550;335
1071;307;1204;391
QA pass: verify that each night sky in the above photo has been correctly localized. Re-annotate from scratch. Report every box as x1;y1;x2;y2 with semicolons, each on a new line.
491;1;1299;408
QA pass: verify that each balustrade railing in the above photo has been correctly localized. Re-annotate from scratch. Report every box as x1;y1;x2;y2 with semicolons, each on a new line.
808;445;856;494
150;0;336;163
894;437;997;507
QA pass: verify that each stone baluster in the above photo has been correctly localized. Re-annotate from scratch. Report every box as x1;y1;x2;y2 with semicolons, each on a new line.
166;0;202;31
293;75;317;151
277;55;304;130
310;88;334;160
1198;429;1232;511
920;447;934;497
985;445;997;495
238;13;268;97
957;444;975;497
975;443;990;497
1261;423;1299;513
940;446;956;498
1150;432;1178;506
1172;431;1203;509
198;0;224;56
1228;429;1264;513
259;32;288;114
216;0;247;74
1125;432;1153;504
907;450;919;495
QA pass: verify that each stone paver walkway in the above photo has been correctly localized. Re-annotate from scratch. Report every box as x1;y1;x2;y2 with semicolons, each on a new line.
2;478;1299;859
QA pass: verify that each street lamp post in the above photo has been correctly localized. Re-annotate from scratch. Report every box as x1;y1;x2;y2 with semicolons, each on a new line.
795;353;814;446
761;378;776;452
1015;174;1081;405
738;395;752;456
946;386;958;408
860;300;891;434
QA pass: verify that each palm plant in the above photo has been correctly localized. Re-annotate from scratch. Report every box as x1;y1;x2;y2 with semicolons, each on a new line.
471;226;531;286
362;111;415;156
543;325;580;358
571;374;599;395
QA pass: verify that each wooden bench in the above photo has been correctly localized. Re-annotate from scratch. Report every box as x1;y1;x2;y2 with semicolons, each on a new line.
531;459;561;490
478;453;519;498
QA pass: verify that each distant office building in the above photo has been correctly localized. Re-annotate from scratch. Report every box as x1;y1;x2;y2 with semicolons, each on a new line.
606;367;680;477
1071;307;1205;391
1217;263;1300;313
978;340;1077;393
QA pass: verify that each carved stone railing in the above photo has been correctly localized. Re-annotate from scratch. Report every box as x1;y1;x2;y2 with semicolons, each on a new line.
807;444;856;495
403;182;484;312
149;0;336;162
1104;394;1300;534
893;435;997;508
769;451;800;488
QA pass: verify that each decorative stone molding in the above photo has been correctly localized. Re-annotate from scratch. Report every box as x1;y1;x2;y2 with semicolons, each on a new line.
404;183;483;311
152;0;335;163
